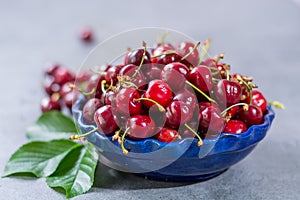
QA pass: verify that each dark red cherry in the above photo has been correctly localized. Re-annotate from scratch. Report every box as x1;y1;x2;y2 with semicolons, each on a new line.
215;79;242;108
156;52;182;66
53;67;74;85
100;90;115;106
94;105;118;136
173;88;197;110
83;98;103;124
105;65;123;85
245;90;267;113
155;127;179;142
40;96;61;112
151;44;175;63
45;63;60;76
143;80;173;108
238;105;263;126
165;101;193;129
146;66;162;81
187;65;213;93
198;102;220;113
60;82;73;97
179;120;199;138
200;58;217;67
126;115;156;140
225;106;238;119
224;120;247;134
76;70;92;83
199;105;225;136
44;76;61;95
119;64;146;89
115;87;141;115
63;91;79;109
124;49;152;73
210;63;227;79
87;75;105;99
160;62;189;91
177;41;199;66
80;27;93;42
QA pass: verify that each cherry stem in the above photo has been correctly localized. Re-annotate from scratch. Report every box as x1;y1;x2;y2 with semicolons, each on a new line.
237;77;253;104
90;68;107;75
214;53;225;63
132;41;147;78
121;127;130;154
185;80;216;103
69;83;96;96
268;101;285;109
199;38;211;64
134;98;165;112
101;80;107;94
180;41;201;62
150;51;177;58
184;123;203;146
221;103;249;117
70;127;99;140
51;92;60;101
158;31;169;44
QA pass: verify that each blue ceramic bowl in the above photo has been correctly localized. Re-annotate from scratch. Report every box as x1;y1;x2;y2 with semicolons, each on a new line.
73;95;275;181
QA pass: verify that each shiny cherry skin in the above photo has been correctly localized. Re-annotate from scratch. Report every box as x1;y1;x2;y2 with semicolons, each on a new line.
224;120;247;134
155;127;179;142
156;52;192;67
199;105;225;136
146;65;162;81
105;65;123;84
40;97;61;112
151;44;175;63
238;105;263;126
160;62;189;91
165;100;193;129
83;98;103;124
198;102;220;113
63;91;78;109
59;82;73;97
53;67;74;85
115;87;142;115
126;115;156;140
45;63;60;76
87;75;105;99
100;90;115;105
94;105;118;136
200;58;217;67
143;80;173;108
187;65;213;93
173;88;197;110
80;27;93;42
215;79;242;108
178;120;199;138
43;76;61;95
124;49;152;73
245;90;267;113
225;106;239;119
119;64;147;89
176;41;199;66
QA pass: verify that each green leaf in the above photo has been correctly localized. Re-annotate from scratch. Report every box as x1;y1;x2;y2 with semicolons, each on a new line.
46;143;98;198
26;111;78;141
2;139;82;178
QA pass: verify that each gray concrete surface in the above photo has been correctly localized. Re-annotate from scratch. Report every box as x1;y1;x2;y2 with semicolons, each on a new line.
0;0;300;199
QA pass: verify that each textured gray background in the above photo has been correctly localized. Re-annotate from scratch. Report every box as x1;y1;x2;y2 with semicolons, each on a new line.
0;0;300;199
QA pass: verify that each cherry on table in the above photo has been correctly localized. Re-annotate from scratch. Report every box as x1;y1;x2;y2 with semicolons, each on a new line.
53;67;74;85
40;96;61;112
155;127;179;143
43;76;61;95
94;105;118;136
63;91;79;110
224;119;247;134
126;115;156;140
83;98;103;124
45;63;60;76
59;82;73;97
80;27;93;42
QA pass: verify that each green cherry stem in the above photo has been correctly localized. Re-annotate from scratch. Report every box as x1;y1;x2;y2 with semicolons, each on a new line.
70;127;99;140
238;77;253;104
180;41;201;62
221;103;249;117
199;38;211;64
150;50;177;58
90;68;107;75
268;101;285;109
184;123;203;146
185;80;216;103
69;83;96;96
121;127;130;154
132;41;147;78
134;98;165;112
158;31;169;44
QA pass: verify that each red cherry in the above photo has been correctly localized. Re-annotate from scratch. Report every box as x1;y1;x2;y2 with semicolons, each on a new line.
53;67;74;85
245;90;267;113
60;82;73;97
124;49;152;73
155;127;179;142
179;120;199;138
45;63;60;76
160;62;189;91
238;105;263;126
143;80;173;108
126;115;156;140
201;58;217;67
176;41;199;66
215;79;242;107
105;65;123;84
76;70;92;83
40;96;61;112
151;44;175;63
87;74;105;99
187;65;213;93
115;87;142;115
165;100;193;129
83;98;103;124
173;88;197;110
80;27;93;42
224;120;247;134
43;76;61;95
119;64;146;89
100;90;115;106
94;105;118;136
63;91;79;110
146;65;162;81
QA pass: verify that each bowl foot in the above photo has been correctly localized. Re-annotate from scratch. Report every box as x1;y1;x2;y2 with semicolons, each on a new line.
136;168;228;182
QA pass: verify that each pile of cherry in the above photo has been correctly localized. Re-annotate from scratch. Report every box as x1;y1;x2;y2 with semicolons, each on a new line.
41;40;270;154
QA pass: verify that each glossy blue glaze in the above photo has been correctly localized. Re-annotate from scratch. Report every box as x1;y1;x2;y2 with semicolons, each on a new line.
73;95;275;181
